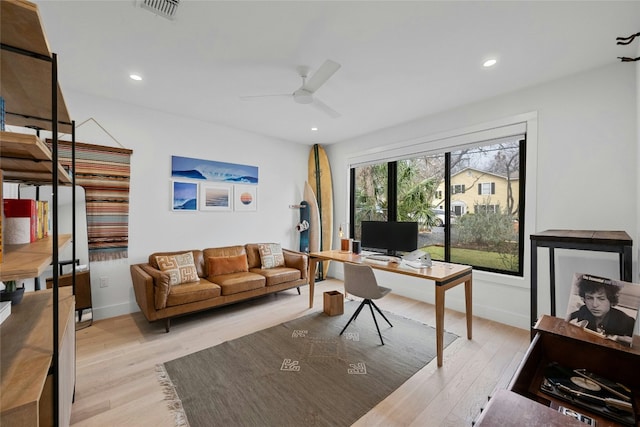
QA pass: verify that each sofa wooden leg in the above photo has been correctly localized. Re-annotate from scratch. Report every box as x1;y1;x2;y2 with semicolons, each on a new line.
165;318;170;333
297;287;301;295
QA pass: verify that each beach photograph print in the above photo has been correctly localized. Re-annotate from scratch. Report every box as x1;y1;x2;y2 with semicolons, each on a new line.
234;185;257;211
200;183;232;211
172;181;198;211
172;155;258;184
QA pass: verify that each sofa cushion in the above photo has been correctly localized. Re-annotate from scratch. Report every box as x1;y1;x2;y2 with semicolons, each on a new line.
154;252;200;286
207;254;249;277
209;272;265;295
250;267;301;286
149;249;205;278
258;243;285;269
166;278;222;307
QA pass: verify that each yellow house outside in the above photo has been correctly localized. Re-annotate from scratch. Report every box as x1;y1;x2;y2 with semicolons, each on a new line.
434;168;519;217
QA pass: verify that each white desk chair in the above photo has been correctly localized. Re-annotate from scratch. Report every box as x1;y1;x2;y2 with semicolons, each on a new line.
340;263;393;345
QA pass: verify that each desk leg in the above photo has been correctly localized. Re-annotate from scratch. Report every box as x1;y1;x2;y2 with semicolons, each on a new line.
435;285;445;367
465;277;473;340
308;258;318;308
435;274;473;367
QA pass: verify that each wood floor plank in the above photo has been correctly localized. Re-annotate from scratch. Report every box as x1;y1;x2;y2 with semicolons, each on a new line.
70;279;529;426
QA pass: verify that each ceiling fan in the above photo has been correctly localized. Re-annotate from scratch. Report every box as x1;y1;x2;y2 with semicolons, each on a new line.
240;59;342;118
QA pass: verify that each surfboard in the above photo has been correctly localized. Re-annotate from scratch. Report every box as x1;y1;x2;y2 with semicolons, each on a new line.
303;181;321;255
308;144;333;279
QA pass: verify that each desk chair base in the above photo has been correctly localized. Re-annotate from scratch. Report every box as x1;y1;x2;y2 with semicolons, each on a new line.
340;299;393;345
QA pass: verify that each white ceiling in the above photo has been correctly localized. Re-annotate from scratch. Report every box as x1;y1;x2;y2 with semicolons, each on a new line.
34;1;640;145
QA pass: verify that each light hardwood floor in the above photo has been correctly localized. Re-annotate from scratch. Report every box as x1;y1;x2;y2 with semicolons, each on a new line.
70;279;530;426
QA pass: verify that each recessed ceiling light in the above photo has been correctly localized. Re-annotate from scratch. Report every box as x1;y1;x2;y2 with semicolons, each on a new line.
483;59;497;68
311;127;318;131
129;74;143;81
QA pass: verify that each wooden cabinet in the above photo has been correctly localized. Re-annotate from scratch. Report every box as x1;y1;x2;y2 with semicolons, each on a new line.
477;315;640;426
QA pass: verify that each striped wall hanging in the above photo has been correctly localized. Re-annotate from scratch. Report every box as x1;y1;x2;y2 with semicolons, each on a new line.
48;140;133;261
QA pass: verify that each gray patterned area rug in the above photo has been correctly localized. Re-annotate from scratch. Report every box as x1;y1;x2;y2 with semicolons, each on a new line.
157;302;457;427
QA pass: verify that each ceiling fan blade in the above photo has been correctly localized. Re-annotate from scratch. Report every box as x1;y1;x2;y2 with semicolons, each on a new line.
311;97;341;118
303;59;341;93
239;94;291;100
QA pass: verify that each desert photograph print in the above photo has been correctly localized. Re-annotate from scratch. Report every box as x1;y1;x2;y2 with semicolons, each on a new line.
157;302;457;427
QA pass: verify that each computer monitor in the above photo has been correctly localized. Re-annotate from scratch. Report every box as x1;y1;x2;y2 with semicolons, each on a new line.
360;221;418;256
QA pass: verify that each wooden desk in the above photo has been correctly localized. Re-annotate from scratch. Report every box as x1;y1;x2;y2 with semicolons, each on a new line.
308;250;473;367
530;230;633;333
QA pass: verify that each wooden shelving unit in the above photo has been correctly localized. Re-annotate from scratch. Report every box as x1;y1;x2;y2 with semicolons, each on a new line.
1;0;77;425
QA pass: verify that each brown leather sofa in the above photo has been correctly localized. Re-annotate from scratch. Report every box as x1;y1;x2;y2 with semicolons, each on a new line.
130;243;308;332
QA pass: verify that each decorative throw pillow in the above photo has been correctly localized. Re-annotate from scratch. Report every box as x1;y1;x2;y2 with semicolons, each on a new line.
208;254;249;277
154;252;199;286
258;243;285;269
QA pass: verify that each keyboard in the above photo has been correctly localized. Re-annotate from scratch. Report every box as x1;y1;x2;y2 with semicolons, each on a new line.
365;254;401;263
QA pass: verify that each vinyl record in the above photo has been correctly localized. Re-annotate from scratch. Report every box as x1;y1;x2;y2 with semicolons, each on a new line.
570;376;601;392
541;362;635;427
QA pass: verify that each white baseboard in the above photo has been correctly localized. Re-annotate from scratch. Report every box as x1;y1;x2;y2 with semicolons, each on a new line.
92;301;139;321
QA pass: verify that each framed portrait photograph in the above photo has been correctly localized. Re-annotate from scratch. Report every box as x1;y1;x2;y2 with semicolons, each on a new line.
200;183;232;211
234;185;257;212
171;181;198;211
565;272;640;347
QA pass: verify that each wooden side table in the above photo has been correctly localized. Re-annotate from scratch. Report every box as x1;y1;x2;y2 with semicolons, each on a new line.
530;230;633;333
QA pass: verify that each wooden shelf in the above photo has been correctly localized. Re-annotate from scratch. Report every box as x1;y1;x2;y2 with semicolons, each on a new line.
0;131;71;184
0;0;72;134
0;287;75;426
0;234;71;281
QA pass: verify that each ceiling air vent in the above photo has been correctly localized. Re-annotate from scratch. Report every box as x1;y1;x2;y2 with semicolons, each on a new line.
139;0;180;20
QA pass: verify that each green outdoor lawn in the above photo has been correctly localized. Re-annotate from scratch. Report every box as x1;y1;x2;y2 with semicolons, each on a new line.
424;245;518;272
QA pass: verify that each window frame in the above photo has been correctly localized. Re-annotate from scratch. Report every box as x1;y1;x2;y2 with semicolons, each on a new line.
346;113;536;278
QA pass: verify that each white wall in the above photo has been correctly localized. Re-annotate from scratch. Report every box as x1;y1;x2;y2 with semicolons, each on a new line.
60;90;309;319
328;62;638;330
38;61;637;328
636;44;640;308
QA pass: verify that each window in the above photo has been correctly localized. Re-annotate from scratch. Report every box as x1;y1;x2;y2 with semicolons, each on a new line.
478;182;495;195
350;135;526;276
474;204;499;214
352;163;388;239
451;184;465;194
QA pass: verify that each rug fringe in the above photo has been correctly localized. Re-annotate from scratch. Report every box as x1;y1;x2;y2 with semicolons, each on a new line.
156;364;191;427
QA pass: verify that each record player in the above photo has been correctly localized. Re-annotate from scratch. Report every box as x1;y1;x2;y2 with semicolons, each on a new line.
541;362;635;426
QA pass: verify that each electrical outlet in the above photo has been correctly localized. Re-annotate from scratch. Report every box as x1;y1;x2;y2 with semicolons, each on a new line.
99;277;109;288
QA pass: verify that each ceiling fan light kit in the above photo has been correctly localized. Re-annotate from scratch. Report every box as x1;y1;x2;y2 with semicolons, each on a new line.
293;89;314;104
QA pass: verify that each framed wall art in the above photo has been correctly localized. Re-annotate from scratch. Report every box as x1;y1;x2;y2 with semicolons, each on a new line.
171;155;258;184
172;181;198;211
234;185;257;212
200;183;232;211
